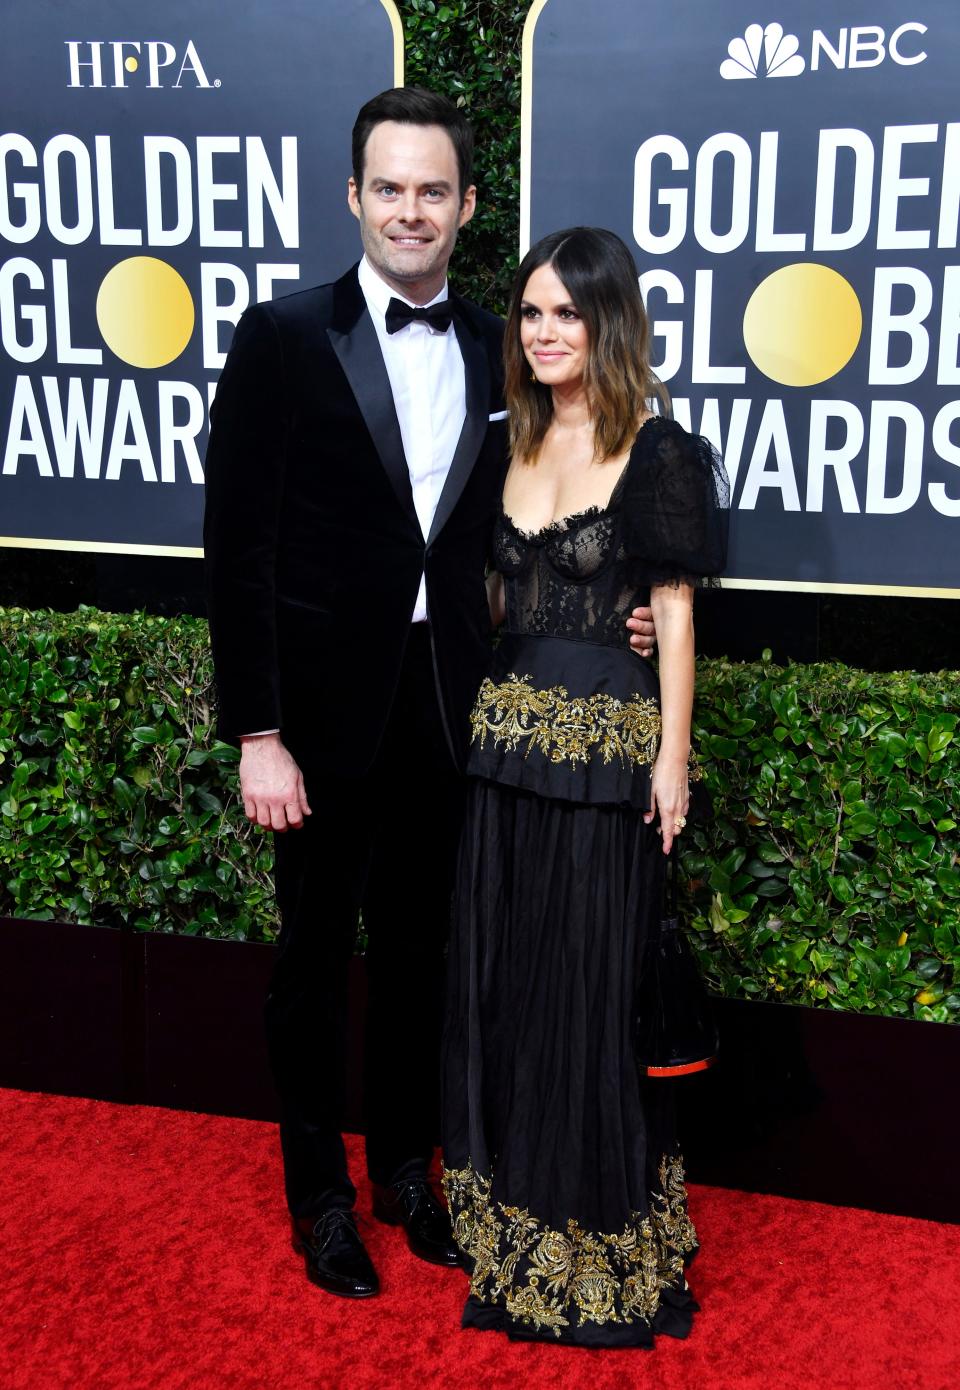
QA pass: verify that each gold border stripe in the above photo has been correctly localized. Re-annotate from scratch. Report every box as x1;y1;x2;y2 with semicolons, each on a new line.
719;578;960;599
1;537;956;593
0;536;204;558
379;0;405;86
520;0;551;257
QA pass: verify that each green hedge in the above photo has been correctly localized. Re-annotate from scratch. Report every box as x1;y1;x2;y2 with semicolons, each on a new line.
1;608;957;1023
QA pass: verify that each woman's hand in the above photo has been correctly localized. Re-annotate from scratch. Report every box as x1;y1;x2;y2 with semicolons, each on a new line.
645;755;690;855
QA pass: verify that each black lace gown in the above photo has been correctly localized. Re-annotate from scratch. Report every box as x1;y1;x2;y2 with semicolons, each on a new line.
441;416;729;1348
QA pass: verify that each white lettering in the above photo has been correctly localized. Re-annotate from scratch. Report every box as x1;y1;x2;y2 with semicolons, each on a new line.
877;124;937;251
246;137;299;250
158;382;206;483
738;401;801;511
868;267;932;385
94;136;142;245
888;22;927;66
810;29;847;72
694;133;751;255
691;270;745;384
755;132;806;253
143;137;194;246
865;401;923;513
2;376;52;475
638;269;684;381
812;128;874;252
0;134;41;243
42;134;94;246
0;257;46;363
930;402;960;516
51;259;102;365
938;267;960;386
42;376;109;478
806;400;863;512
633;136;688;255
848;26;885;69
105;380;157;481
196;137;242;248
200;263;249;369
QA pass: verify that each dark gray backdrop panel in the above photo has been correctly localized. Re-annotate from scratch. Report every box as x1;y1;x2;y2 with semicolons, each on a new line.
0;0;399;552
527;0;960;592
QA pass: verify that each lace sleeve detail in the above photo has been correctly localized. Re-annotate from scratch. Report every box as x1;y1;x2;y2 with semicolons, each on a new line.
622;420;730;587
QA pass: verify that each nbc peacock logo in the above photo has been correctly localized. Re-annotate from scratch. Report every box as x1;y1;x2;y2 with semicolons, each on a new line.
720;22;805;79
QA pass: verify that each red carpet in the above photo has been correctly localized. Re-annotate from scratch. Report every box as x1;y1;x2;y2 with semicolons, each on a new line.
1;1089;958;1390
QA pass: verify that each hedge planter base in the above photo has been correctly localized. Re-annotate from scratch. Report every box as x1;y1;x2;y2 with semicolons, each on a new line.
3;917;957;1224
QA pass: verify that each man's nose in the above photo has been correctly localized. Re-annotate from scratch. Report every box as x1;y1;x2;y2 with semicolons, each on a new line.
396;191;421;222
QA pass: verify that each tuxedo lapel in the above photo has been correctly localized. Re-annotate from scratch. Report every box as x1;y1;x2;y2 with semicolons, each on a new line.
326;269;418;527
427;298;490;545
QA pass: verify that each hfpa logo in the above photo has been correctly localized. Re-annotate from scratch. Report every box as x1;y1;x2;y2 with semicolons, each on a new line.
65;40;220;89
720;20;928;79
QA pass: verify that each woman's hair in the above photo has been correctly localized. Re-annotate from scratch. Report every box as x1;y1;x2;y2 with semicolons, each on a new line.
504;226;667;464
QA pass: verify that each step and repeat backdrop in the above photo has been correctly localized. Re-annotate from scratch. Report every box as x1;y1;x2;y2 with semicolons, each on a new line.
523;0;959;594
0;0;402;555
2;1;957;594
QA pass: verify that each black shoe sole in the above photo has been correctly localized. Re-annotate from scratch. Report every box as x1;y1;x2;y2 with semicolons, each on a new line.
291;1238;380;1298
371;1204;461;1267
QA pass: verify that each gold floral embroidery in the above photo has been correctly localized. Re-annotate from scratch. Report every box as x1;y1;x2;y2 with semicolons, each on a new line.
470;672;662;770
442;1154;697;1337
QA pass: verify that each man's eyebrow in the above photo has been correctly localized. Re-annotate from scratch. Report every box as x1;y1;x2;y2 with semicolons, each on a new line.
367;176;454;191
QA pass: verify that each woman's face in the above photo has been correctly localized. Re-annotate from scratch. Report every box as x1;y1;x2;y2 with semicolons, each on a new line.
520;264;589;389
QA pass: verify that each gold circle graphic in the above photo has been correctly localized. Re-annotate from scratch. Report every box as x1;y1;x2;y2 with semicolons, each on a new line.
96;257;194;369
125;56;139;73
742;263;862;387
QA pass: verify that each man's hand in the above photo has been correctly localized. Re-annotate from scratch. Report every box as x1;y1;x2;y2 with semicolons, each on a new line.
239;733;312;831
626;605;656;658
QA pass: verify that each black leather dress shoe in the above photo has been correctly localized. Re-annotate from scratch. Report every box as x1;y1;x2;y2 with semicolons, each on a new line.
371;1178;460;1266
291;1209;379;1298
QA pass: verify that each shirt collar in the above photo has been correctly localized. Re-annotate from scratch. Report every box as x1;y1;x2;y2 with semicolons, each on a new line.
358;255;450;325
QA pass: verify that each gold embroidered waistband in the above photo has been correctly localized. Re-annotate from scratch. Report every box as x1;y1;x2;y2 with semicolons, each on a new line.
469;672;661;771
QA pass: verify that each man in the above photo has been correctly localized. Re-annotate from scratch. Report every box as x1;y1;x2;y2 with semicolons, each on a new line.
204;87;655;1300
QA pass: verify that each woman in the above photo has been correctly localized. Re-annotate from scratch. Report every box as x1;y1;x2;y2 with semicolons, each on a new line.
441;227;729;1348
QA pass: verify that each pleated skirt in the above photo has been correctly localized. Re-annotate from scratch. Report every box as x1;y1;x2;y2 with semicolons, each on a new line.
441;778;700;1348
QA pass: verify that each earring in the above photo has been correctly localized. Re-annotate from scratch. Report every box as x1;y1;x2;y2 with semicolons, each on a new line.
530;370;537;383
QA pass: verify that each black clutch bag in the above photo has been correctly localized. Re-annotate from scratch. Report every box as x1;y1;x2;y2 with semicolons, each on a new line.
635;843;718;1077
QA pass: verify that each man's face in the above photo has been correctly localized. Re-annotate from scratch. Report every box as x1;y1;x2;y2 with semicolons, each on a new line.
348;121;476;303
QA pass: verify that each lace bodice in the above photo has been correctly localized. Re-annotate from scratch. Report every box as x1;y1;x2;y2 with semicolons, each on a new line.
493;416;729;649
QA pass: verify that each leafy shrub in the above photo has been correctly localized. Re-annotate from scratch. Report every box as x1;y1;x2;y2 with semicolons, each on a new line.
0;608;271;940
2;610;957;1022
689;656;959;1023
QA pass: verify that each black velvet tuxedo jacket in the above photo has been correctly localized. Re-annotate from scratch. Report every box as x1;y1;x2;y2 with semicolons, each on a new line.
203;265;507;778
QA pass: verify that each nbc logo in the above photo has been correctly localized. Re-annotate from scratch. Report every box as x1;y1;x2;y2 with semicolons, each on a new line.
720;21;928;79
721;22;805;79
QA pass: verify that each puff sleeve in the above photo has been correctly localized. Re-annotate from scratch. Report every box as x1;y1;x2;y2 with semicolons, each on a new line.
621;419;730;586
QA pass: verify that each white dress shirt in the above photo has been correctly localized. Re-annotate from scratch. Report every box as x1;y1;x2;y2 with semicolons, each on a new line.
358;255;467;623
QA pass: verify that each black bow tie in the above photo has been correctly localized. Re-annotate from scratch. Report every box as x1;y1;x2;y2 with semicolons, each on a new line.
385;297;453;335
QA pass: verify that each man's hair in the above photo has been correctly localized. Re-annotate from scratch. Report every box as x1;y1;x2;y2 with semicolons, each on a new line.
352;86;475;203
504;226;668;465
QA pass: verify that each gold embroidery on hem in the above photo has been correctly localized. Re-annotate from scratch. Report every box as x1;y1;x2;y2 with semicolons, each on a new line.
441;1154;698;1338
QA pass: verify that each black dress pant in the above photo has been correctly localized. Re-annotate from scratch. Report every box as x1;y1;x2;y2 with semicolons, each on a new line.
265;624;464;1217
